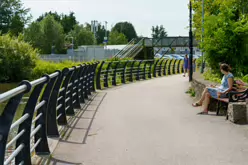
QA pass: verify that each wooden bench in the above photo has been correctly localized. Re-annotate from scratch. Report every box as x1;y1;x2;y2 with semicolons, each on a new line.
216;81;248;119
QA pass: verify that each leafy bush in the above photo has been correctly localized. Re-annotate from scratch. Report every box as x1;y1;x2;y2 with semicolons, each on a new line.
241;75;248;83
0;34;39;82
203;69;248;84
31;60;82;79
203;69;221;83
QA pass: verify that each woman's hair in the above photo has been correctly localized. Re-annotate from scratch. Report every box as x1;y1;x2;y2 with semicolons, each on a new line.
220;63;231;72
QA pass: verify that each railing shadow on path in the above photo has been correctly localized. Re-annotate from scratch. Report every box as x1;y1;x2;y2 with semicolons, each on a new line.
49;157;83;165
59;92;107;145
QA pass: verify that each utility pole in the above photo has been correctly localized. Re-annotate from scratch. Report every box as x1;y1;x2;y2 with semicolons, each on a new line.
200;0;205;73
189;0;193;82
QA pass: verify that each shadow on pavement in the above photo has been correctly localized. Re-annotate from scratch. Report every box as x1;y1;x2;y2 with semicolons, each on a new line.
49;158;82;165
59;92;107;144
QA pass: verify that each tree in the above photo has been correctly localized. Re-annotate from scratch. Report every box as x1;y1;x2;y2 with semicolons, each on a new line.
24;22;43;49
60;12;77;34
24;15;65;54
151;25;167;38
36;11;61;22
0;0;31;36
96;24;110;45
83;22;110;44
192;0;248;75
108;31;128;45
68;24;95;48
112;22;137;41
36;11;77;34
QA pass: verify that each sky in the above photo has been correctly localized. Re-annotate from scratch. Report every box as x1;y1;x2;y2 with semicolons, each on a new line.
21;0;189;37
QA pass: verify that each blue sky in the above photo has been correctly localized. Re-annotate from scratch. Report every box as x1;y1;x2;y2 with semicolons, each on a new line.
21;0;189;37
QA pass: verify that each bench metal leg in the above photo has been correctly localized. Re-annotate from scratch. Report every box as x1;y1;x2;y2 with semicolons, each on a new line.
216;100;220;116
225;104;229;120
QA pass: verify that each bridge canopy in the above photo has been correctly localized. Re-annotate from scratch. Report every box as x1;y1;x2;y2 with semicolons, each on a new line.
144;37;198;47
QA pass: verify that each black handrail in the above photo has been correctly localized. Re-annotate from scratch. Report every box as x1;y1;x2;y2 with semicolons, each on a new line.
0;59;183;165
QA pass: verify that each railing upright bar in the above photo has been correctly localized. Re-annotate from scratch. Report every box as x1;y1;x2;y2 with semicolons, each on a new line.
163;60;168;76
82;65;89;99
35;73;59;155
72;66;82;110
153;60;160;77
57;68;73;125
158;59;165;76
64;68;76;116
143;61;148;80
148;61;153;79
130;61;136;82
136;61;143;81
104;62;112;88
78;64;86;104
96;61;105;90
168;60;173;75
173;60;177;74
177;59;182;74
47;70;63;137
91;63;99;92
0;82;30;165
112;62;120;86
86;64;93;96
121;61;129;84
15;76;49;165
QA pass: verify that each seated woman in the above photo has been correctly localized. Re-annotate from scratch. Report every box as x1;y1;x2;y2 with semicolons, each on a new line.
192;63;234;114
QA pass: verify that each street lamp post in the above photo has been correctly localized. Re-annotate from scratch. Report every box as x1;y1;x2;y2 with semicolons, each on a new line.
200;0;205;73
189;0;193;82
104;21;108;47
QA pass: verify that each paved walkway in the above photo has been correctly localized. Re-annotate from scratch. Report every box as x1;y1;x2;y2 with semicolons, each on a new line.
50;75;248;165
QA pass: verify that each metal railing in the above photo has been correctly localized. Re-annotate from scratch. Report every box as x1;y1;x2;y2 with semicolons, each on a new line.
0;59;187;164
0;63;98;165
121;38;144;58
114;38;136;57
95;59;185;90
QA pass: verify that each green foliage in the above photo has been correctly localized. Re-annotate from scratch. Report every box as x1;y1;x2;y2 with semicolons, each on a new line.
108;31;128;45
151;25;168;38
0;0;31;36
95;24;110;45
106;57;133;62
31;60;81;79
192;0;248;76
0;34;39;82
68;24;95;48
203;69;222;83
24;15;65;54
241;75;248;83
112;22;137;41
186;87;196;97
36;11;78;34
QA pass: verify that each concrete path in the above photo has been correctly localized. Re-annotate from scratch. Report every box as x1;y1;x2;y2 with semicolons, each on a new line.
50;75;248;165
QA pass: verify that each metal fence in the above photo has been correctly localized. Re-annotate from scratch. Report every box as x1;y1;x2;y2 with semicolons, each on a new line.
0;59;189;165
40;48;120;62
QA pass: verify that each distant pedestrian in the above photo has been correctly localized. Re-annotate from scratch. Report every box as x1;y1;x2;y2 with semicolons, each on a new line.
183;54;189;77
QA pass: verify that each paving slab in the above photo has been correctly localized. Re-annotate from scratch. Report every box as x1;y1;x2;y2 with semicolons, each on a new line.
50;75;248;165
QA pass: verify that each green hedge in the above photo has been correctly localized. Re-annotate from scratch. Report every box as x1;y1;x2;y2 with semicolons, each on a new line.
31;60;83;80
0;34;39;82
203;69;248;84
